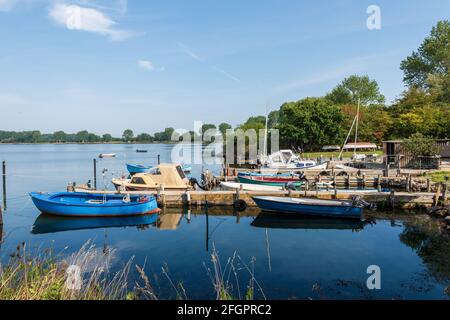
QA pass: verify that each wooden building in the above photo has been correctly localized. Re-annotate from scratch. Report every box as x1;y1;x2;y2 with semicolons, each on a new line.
383;139;450;169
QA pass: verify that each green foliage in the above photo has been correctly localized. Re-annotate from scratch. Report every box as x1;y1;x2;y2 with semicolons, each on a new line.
136;133;153;142
218;123;232;135
277;97;345;150
102;133;113;142
400;20;450;95
200;123;217;135
237;115;266;132
403;133;439;157
122;129;134;142
325;75;385;105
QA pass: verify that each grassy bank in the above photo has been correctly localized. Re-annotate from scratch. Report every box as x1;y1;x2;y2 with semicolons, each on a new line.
0;242;261;300
426;171;450;183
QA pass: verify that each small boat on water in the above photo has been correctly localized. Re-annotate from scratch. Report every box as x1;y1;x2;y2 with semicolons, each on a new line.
32;213;158;234
126;163;192;175
29;192;160;217
262;150;327;170
114;163;193;191
127;163;151;174
136;149;148;153
220;181;284;192
252;196;367;219
237;175;305;187
99;153;116;158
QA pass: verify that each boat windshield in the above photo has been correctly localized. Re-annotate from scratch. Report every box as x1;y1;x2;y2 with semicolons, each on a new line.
176;165;186;179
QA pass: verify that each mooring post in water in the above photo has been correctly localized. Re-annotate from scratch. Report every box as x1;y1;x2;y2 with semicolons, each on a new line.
157;154;161;165
2;161;6;210
93;158;97;190
0;205;3;226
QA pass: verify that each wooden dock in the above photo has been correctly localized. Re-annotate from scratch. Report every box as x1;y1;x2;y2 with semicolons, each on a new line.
80;189;442;209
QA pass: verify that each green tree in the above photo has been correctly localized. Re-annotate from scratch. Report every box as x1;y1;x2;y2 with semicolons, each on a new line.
277;97;345;150
136;133;153;142
400;20;450;93
122;129;134;142
326;75;385;105
102;134;113;142
268;110;279;128
218;123;232;136
75;130;89;143
53;131;67;142
200;124;217;135
403;133;439;157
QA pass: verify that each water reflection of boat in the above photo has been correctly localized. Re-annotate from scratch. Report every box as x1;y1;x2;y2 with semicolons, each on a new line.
31;213;158;234
156;213;183;230
251;213;365;231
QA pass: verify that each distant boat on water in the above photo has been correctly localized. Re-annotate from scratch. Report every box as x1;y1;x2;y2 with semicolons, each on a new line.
99;153;116;158
29;192;160;217
136;149;148;153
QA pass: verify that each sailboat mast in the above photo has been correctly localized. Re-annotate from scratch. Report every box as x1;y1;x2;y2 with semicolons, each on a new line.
354;96;360;155
263;103;269;157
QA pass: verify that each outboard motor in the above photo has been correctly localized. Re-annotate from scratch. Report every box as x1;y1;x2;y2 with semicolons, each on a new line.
285;182;297;191
189;177;207;191
351;195;377;211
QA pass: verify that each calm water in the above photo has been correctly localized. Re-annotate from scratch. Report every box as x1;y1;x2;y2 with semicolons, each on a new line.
0;144;449;299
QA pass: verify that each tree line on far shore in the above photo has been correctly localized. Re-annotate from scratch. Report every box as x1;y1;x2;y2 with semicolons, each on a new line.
1;21;449;151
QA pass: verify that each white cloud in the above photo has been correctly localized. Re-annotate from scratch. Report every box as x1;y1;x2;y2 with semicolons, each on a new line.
137;59;154;71
0;0;15;11
48;3;134;41
178;42;202;61
212;66;241;83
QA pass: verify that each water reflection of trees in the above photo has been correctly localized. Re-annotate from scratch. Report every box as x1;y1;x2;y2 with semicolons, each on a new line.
400;219;450;284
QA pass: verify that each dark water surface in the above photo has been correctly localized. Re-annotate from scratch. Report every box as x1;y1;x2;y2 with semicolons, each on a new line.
0;144;449;299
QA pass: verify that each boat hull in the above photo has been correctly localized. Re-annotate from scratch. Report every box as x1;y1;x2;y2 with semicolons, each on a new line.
237;175;304;187
30;192;160;217
220;182;283;191
252;196;362;219
127;163;151;174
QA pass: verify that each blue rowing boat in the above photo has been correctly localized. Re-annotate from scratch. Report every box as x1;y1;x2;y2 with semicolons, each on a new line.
127;163;151;174
29;192;160;217
252;196;364;219
32;213;158;234
126;163;192;175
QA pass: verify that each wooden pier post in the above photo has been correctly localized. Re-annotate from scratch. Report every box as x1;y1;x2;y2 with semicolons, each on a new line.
157;154;161;165
442;183;448;205
406;174;410;193
93;159;97;190
2;161;6;210
0;205;3;226
377;174;381;192
434;184;441;206
426;178;431;193
389;190;395;209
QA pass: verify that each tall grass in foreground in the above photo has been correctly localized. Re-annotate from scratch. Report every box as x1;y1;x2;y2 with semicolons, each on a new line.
0;241;264;300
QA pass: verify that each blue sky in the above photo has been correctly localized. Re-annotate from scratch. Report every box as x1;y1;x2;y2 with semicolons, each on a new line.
0;0;449;136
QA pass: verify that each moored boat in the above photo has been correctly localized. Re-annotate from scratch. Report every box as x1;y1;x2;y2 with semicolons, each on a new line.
32;213;158;234
252;196;365;219
114;163;193;191
99;153;116;158
220;181;284;191
136;149;148;153
29;192;160;217
127;163;151;174
237;175;305;187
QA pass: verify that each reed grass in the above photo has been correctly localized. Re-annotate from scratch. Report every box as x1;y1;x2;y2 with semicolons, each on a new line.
0;241;263;300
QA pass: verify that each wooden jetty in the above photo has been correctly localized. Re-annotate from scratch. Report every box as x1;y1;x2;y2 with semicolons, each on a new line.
78;188;444;210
